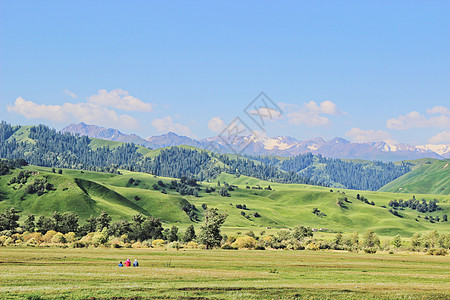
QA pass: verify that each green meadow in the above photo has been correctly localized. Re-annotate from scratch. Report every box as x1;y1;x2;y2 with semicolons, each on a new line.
0;247;449;300
379;159;450;195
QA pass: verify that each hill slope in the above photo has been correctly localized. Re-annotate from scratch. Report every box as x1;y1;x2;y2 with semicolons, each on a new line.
379;159;450;195
0;163;448;237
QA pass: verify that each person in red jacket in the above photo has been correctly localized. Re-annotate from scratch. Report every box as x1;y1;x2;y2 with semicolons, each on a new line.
125;259;131;267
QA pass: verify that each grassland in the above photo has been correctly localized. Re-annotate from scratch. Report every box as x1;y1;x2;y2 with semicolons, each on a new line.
379;159;450;195
0;247;448;299
0;165;449;238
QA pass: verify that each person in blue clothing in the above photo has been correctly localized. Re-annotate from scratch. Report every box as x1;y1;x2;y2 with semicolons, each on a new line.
118;261;123;267
133;259;139;267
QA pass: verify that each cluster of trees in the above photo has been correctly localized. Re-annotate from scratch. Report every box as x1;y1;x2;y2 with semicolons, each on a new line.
0;158;28;175
0;207;229;250
312;208;326;217
164;178;201;197
179;198;199;221
356;194;375;206
388;197;441;213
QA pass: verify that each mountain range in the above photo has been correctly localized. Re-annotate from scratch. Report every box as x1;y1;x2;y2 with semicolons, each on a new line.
61;122;450;161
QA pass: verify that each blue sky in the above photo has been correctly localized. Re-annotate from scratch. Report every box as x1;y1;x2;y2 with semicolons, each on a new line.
1;1;449;145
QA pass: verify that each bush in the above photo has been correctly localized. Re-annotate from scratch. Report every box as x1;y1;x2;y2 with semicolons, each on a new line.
111;242;121;248
42;230;58;243
64;232;76;243
132;241;143;248
26;238;38;246
167;241;181;250
23;232;43;244
91;228;109;246
152;239;165;248
306;242;319;251
232;236;257;249
427;248;448;256
363;248;377;254
51;232;66;244
255;245;265;250
186;241;198;248
221;243;238;250
71;241;86;248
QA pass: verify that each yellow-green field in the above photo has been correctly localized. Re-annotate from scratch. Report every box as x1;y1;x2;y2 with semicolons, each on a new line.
0;248;449;299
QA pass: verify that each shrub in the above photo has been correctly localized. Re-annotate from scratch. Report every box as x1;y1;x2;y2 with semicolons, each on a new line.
306;242;319;251
92;228;109;247
132;241;143;248
111;242;121;249
51;232;66;244
221;243;238;250
71;241;86;248
152;239;165;248
0;235;8;246
64;232;76;243
232;236;257;249
186;241;198;248
363;248;377;254
427;248;448;256
255;245;265;250
42;230;58;243
167;241;181;250
26;238;38;246
23;232;43;244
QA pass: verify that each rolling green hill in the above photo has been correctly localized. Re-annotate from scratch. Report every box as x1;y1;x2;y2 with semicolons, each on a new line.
0;164;448;237
379;159;450;195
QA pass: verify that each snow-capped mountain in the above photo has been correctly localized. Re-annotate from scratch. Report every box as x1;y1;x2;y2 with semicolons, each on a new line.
416;144;450;158
61;123;449;161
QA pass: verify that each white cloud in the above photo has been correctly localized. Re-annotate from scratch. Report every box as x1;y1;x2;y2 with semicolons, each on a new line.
249;107;283;121
64;89;77;99
304;100;341;115
151;116;193;137
7;96;139;129
7;97;66;122
208;117;226;133
345;127;398;144
280;100;343;127
387;109;450;130
429;131;450;144
87;89;153;112
427;105;450;115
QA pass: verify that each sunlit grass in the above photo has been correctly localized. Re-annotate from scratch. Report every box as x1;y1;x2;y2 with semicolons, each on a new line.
0;247;448;299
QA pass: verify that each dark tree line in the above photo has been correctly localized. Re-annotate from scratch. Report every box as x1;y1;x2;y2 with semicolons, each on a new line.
217;155;326;186
253;152;411;191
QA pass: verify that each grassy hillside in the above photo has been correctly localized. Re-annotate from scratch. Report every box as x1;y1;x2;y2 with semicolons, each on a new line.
379;159;450;195
0;165;449;237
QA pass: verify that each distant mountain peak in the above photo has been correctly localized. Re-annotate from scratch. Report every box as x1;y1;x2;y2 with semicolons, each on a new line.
61;122;450;161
